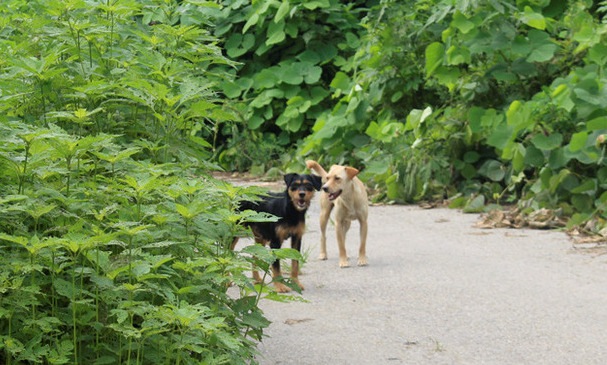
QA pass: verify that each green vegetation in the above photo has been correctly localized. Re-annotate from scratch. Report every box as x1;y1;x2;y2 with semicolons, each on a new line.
0;1;301;363
2;0;607;363
218;0;607;233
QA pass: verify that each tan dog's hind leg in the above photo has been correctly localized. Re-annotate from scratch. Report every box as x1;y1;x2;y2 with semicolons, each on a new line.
357;218;368;266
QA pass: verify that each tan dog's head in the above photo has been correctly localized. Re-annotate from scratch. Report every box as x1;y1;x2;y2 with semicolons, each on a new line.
322;165;360;201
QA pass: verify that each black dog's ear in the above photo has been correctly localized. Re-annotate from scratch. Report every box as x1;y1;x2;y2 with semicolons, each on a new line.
284;173;297;187
310;174;323;191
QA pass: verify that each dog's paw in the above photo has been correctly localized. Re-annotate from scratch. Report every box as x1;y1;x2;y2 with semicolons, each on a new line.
318;253;328;260
273;282;292;293
357;256;368;266
339;259;350;268
293;278;305;291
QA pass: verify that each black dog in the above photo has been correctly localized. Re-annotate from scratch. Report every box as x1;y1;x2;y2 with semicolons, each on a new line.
232;173;322;293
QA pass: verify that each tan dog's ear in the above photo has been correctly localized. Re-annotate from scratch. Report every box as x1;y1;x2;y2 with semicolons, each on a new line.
345;167;359;180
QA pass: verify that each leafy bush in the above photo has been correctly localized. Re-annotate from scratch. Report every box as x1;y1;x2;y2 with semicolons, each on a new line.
0;1;290;363
296;0;607;232
210;0;376;172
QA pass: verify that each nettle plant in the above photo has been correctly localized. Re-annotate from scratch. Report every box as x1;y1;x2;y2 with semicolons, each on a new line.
0;124;291;364
0;1;300;364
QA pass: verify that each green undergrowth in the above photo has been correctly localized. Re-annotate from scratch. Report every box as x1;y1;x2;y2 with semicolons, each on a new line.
0;1;302;364
214;0;607;234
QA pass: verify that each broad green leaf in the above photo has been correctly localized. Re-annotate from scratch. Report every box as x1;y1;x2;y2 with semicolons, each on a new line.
460;163;478;179
345;32;360;49
302;0;330;10
512;35;532;56
512;143;525;172
447;45;471;65
569;131;588;152
53;278;77;299
243;12;259;33
242;244;276;265
433;66;460;90
587;116;607;130
570;179;597;195
524;145;545;167
303;65;322;84
487;124;514;150
254;68;280;89
572;194;593;212
521;6;546;30
451;11;475;34
425;42;445;77
248;116;265;129
280;63;304;85
250;89;284;108
511;59;537;76
531;133;562;150
478;159;505;181
274;1;290;23
463;151;480;163
309;86;329;104
297;50;321;64
287;114;304;132
405;107;432;133
273;247;303;260
175;203;195;219
588;43;607;66
574;87;607;106
572;16;601;52
330;72;350;91
463;195;485;213
266;20;285;46
527;30;557;62
527;43;557;62
549;147;569;169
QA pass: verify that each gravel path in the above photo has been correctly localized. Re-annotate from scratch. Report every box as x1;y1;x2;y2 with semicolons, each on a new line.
234;196;607;365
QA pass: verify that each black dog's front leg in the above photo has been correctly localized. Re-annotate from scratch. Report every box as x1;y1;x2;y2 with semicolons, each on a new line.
289;235;304;291
269;239;290;293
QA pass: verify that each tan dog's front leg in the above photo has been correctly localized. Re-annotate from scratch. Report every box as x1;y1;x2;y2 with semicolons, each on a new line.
336;220;349;268
357;218;368;266
318;207;330;260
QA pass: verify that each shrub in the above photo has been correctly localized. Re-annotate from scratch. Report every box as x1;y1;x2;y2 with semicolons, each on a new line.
0;1;289;363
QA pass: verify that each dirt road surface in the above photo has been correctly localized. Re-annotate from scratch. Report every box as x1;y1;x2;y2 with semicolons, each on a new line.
232;190;607;365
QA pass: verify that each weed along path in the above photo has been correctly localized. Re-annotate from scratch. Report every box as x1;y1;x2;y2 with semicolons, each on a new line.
232;191;607;365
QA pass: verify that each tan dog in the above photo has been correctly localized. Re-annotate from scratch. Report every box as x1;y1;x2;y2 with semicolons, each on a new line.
306;160;369;268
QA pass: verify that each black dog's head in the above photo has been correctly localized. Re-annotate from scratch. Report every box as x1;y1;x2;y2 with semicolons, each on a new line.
284;173;322;211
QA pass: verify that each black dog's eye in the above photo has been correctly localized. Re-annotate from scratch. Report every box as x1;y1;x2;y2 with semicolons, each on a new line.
302;183;314;191
290;183;314;191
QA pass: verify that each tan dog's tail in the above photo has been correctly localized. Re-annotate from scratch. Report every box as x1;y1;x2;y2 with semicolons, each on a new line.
306;160;327;179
